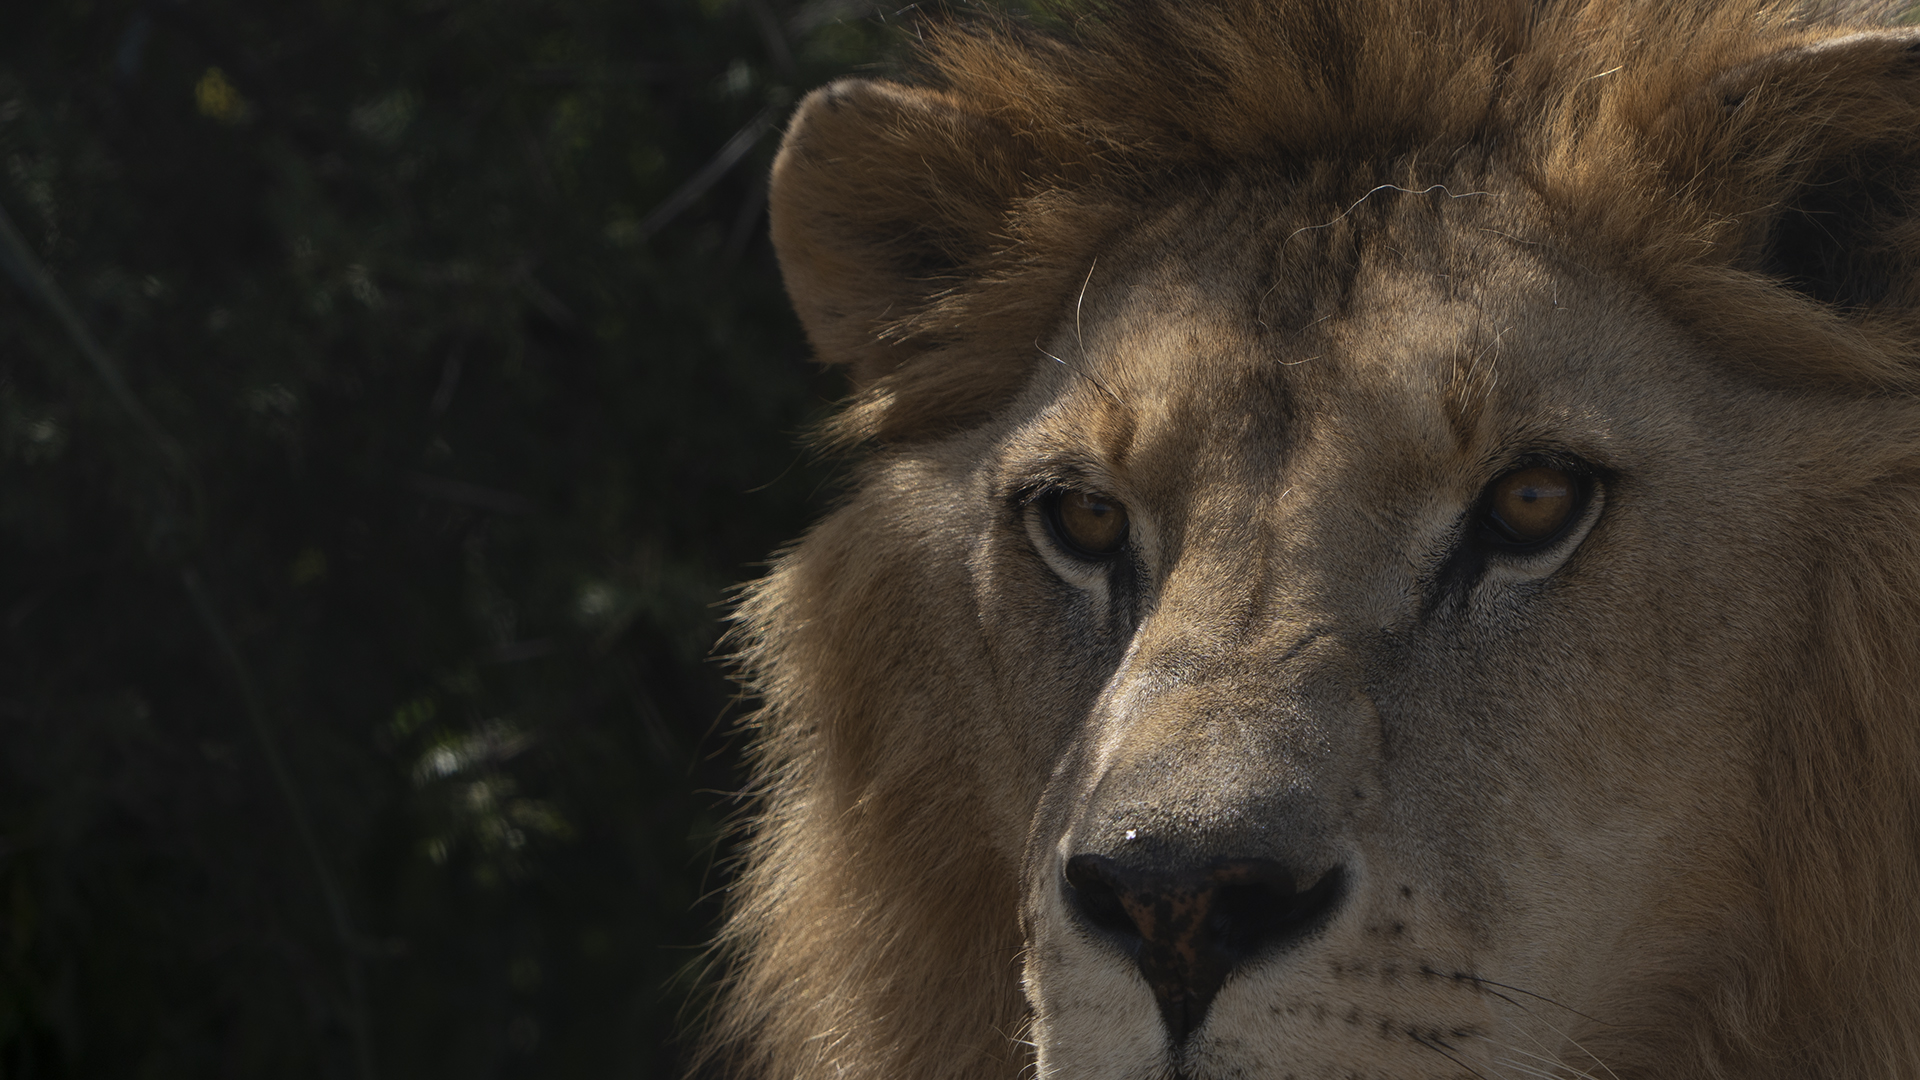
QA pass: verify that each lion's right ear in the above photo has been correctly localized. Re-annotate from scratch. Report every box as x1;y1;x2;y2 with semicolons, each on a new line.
769;79;1035;388
1690;29;1920;315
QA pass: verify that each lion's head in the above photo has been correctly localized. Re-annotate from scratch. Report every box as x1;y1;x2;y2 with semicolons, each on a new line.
708;2;1920;1078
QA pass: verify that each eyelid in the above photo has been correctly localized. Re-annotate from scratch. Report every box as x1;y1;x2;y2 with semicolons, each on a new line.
1003;447;1130;496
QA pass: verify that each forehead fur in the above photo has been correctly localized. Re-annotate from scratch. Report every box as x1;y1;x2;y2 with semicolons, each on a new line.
805;0;1920;443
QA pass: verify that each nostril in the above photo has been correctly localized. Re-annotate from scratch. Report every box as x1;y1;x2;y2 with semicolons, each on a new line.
1209;871;1294;956
1209;863;1344;960
1063;854;1140;942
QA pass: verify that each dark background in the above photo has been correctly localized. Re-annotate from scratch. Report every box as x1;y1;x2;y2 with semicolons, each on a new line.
0;1;902;1076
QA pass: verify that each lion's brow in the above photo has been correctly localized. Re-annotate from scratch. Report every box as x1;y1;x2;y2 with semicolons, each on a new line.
1035;337;1129;413
1440;324;1511;442
1035;256;1132;414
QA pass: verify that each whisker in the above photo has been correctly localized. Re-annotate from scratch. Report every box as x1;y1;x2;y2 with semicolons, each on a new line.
1034;339;1127;409
1486;1054;1573;1080
1074;257;1098;358
1452;974;1618;1028
1477;1032;1607;1080
1409;1029;1501;1080
1494;1021;1578;1080
1480;992;1624;1080
1457;325;1506;406
1432;968;1623;1080
1483;326;1507;403
1422;967;1531;1016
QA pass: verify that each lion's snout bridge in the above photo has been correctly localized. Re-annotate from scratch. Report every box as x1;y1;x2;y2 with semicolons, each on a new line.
1049;632;1372;1045
1062;853;1347;1044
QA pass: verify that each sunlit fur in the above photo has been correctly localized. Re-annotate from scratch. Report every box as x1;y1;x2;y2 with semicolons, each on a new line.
705;2;1920;1079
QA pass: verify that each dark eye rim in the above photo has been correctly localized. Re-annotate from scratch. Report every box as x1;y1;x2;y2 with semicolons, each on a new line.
1471;458;1600;554
1039;487;1131;561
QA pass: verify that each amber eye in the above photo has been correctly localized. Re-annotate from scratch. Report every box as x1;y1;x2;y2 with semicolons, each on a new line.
1045;490;1130;558
1483;466;1580;546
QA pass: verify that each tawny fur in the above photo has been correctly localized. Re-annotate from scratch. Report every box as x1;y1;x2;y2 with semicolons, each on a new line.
706;2;1920;1078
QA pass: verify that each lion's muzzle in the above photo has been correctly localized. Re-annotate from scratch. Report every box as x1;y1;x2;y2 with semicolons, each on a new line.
1061;853;1347;1043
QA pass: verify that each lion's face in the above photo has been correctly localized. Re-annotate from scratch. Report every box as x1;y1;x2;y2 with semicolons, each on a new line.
993;182;1806;1079
719;7;1920;1079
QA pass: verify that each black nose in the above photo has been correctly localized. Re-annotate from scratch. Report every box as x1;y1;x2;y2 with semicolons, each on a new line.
1063;853;1346;1044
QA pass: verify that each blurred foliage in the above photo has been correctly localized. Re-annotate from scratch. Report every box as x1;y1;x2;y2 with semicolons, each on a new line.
0;0;900;1076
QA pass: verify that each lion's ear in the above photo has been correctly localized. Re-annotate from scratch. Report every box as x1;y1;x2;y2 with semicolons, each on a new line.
769;79;1033;386
1700;30;1920;313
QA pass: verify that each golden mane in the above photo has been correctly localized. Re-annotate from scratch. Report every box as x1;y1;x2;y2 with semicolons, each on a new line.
790;0;1920;445
707;2;1920;1078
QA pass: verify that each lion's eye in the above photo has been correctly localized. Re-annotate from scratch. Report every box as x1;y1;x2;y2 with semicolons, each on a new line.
1045;490;1130;558
1482;466;1580;546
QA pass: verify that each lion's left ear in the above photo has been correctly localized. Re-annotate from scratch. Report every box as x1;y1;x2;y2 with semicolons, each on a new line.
768;78;1037;387
1690;29;1920;312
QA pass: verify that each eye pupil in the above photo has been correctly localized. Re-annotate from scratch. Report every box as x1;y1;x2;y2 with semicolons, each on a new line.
1050;490;1129;557
1485;466;1578;545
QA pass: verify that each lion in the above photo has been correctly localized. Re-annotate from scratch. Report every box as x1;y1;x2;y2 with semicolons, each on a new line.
705;1;1920;1078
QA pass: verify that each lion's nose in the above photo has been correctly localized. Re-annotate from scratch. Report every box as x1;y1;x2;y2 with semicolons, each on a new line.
1062;853;1346;1044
